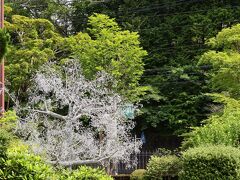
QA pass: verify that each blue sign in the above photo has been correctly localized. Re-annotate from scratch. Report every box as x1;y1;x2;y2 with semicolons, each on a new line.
123;103;135;119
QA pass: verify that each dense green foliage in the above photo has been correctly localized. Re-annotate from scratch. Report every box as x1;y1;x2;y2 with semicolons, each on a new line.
0;129;11;170
5;0;71;35
60;166;113;180
0;140;113;180
179;19;240;179
145;155;181;180
199;23;240;98
5;12;62;96
182;94;240;149
182;23;240;149
179;145;240;180
4;8;146;102
0;110;17;168
0;110;17;130
120;0;240;133
70;13;148;101
0;141;58;180
130;169;146;180
0;29;10;60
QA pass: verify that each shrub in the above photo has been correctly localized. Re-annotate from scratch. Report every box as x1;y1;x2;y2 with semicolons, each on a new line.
130;169;146;180
0;140;113;180
0;111;17;161
0;129;12;170
0;110;17;169
145;155;181;180
59;166;113;180
0;141;57;180
0;110;17;131
181;95;240;149
179;145;240;180
0;129;11;156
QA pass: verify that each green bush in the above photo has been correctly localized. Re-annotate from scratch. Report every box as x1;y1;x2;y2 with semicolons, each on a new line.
0;129;12;170
130;169;146;180
182;95;240;149
0;110;18;131
59;166;113;180
0;129;11;156
0;110;17;169
145;155;181;180
0;141;57;180
0;111;58;179
0;140;112;180
179;145;240;180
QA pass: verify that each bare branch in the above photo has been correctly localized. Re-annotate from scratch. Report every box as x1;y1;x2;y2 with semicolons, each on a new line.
32;109;67;121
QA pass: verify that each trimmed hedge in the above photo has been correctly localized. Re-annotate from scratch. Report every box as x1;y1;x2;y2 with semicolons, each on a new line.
0;141;57;180
130;169;146;180
60;166;113;180
145;155;181;180
179;145;240;180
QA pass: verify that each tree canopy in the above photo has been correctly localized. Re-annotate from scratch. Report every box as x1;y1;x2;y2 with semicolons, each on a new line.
199;24;240;98
5;8;147;102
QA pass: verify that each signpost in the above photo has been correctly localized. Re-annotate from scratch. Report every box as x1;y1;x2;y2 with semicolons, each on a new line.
123;103;135;119
0;0;4;113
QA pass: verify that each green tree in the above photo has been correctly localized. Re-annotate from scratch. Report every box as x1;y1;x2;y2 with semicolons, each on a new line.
5;10;146;102
182;23;240;149
6;0;72;35
199;24;240;98
113;0;240;133
70;13;148;101
182;94;240;149
5;9;67;98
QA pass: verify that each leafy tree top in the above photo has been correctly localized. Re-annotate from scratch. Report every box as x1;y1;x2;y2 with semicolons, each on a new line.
5;10;147;102
199;24;240;98
70;13;148;102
